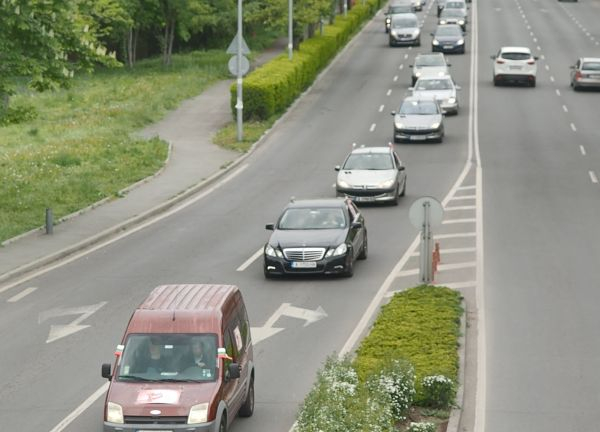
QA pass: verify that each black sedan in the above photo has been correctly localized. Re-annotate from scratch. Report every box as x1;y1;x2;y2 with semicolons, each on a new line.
263;198;367;278
431;24;465;54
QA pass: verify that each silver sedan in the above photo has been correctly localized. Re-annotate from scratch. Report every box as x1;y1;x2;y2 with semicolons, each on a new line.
570;57;600;90
410;75;461;115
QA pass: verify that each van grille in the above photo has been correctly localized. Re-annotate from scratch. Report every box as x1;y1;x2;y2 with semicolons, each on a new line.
124;415;188;424
283;247;326;261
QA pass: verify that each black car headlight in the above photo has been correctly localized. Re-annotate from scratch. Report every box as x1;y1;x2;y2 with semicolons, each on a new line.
326;243;348;257
265;244;283;258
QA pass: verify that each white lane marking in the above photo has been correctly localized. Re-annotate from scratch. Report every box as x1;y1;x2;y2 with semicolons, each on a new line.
393;75;399;82
370;123;377;132
457;185;476;190
596;41;599;46
379;104;385;112
0;164;250;295
556;89;561;96
590;171;599;184
411;247;477;256
236;248;263;272
530;32;534;36
533;37;538;43
563;105;568;112
7;287;37;303
435;280;477;289
570;123;577;132
404;53;409;59
527;25;531;29
397;261;476;277
387;89;392;96
442;218;477;225
445;205;477;211
48;382;110;432
399;64;404;70
537;46;541;51
545;65;549;71
450;194;476;201
550;76;555;82
580;145;586;156
541;54;545;60
436;232;476;240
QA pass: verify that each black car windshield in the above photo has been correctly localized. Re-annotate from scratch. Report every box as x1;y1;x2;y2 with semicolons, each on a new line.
279;208;347;230
436;26;461;36
501;52;531;61
582;62;600;71
393;18;418;28
399;100;439;115
415;79;453;90
416;55;445;67
343;153;395;170
117;333;218;383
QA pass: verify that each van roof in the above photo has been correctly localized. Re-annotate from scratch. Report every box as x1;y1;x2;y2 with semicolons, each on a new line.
126;284;240;335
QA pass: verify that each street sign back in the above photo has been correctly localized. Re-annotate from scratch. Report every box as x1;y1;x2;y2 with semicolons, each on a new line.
226;33;251;55
409;196;444;229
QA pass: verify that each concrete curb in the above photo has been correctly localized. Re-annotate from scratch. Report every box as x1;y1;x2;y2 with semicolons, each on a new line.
0;8;381;286
447;297;467;432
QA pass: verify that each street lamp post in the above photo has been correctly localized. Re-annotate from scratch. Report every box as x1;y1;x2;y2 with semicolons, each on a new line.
236;0;243;141
288;0;293;60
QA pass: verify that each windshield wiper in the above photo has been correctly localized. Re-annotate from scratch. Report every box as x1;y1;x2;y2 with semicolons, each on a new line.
156;378;201;383
117;375;159;382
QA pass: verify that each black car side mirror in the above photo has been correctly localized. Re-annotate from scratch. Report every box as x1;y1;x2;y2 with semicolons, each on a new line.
335;165;341;171
228;363;241;379
265;223;274;230
409;64;413;68
351;221;363;229
534;56;539;61
101;363;112;380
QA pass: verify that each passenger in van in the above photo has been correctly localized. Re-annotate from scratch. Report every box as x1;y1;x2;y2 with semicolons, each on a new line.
179;337;215;371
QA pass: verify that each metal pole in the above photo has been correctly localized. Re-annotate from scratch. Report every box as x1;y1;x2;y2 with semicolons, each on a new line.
236;0;243;141
45;208;53;235
288;0;293;60
419;201;433;283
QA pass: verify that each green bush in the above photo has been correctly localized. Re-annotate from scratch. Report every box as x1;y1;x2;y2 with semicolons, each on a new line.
353;286;463;404
366;359;415;422
0;103;38;126
421;375;455;409
231;0;379;120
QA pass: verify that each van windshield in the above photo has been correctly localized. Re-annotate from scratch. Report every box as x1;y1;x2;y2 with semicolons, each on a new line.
117;333;219;382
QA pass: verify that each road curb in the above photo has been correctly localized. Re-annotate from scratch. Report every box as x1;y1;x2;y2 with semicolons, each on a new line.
447;297;467;432
0;10;380;287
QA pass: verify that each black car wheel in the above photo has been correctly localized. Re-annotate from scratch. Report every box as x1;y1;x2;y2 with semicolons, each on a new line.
400;179;406;197
392;184;399;206
344;254;354;277
239;376;254;417
358;234;368;260
219;414;227;432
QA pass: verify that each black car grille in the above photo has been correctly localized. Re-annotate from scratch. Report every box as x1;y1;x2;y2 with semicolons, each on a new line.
283;247;326;261
398;128;432;135
345;189;388;197
124;415;188;424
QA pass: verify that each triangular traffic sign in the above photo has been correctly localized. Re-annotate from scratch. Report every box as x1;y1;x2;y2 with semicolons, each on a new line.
226;33;251;55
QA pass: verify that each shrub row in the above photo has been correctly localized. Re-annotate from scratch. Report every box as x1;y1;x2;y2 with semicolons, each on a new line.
230;0;379;121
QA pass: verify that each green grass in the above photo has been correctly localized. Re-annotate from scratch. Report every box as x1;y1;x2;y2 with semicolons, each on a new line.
353;285;463;404
0;50;230;242
212;118;275;153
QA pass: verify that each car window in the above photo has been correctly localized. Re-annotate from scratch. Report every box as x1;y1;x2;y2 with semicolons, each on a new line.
415;79;453;90
416;55;445;67
347;202;359;222
445;1;464;7
278;208;347;230
343;153;394;170
392;17;418;28
441;9;463;17
399;100;439;115
582;62;600;71
436;26;461;36
389;4;412;13
393;152;401;168
501;52;531;61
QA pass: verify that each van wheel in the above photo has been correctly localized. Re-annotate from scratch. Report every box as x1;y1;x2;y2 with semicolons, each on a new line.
239;377;255;417
219;414;227;432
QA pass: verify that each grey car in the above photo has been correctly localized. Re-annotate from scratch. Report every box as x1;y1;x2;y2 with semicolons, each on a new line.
431;24;465;54
335;146;407;205
438;8;467;31
389;13;421;47
391;96;445;143
410;53;451;85
385;2;414;32
410;75;461;114
570;57;600;90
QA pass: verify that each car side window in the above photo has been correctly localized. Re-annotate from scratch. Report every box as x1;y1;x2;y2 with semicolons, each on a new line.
393;152;401;168
348;202;359;222
223;330;234;378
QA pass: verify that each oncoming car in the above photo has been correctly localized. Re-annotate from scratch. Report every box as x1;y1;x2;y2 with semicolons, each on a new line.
389;13;421;47
410;53;451;86
335;146;407;205
411;76;461;115
491;46;538;87
431;24;465;54
438;8;467;31
391;96;445;143
263;199;367;278
385;2;413;32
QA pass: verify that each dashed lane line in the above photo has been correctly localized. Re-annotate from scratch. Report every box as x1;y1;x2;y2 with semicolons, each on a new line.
442;218;477;225
7;287;37;303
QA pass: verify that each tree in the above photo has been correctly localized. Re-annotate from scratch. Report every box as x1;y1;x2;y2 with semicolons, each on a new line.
0;0;118;112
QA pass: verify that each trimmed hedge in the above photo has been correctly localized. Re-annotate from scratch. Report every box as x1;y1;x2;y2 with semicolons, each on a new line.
353;285;463;405
231;0;379;120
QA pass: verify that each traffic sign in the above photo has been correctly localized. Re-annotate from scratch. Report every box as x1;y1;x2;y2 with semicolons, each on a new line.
226;33;251;55
409;196;444;229
228;55;250;76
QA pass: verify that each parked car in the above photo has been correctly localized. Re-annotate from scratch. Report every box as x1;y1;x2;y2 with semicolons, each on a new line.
491;46;538;87
570;57;600;90
391;96;445;143
411;76;461;114
385;2;414;32
101;284;254;432
335;146;407;205
264;198;367;278
438;8;467;31
410;52;452;85
389;13;421;47
431;24;465;54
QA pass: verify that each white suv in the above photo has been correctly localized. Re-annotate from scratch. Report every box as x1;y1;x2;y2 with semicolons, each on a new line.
492;46;538;87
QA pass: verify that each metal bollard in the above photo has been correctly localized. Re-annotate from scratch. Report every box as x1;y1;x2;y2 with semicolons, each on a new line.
45;208;53;235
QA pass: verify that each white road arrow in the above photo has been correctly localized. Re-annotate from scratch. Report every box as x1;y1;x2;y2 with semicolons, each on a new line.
251;303;328;344
38;301;107;343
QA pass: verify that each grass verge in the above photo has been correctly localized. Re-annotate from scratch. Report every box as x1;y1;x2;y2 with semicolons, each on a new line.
0;51;230;242
212;118;276;153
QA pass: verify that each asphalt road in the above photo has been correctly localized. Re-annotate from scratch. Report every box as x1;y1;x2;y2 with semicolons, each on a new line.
0;4;472;432
478;0;600;430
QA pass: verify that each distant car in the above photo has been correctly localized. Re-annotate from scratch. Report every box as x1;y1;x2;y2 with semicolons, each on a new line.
438;8;467;31
391;96;445;143
335;146;407;205
385;2;414;32
431;24;465;54
411;0;423;11
443;0;468;17
491;46;538;87
570;57;600;90
558;0;577;2
411;75;460;114
410;52;452;85
389;13;421;47
264;198;367;278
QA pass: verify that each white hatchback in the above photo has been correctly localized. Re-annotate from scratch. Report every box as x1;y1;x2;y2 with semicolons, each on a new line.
491;46;538;87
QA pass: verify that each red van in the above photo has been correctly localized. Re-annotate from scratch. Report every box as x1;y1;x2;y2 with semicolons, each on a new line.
101;284;254;432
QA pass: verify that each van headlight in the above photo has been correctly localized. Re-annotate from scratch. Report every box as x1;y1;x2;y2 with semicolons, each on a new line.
106;402;124;424
188;403;209;424
265;244;283;258
326;243;348;257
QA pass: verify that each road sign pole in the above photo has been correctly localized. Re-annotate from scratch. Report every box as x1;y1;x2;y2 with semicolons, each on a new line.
288;0;293;60
420;201;433;284
236;0;243;141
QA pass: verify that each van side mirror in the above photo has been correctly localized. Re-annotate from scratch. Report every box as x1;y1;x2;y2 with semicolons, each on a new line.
228;363;241;379
101;363;112;380
265;223;274;230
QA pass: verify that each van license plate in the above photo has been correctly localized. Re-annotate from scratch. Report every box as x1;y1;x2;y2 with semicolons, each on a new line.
291;261;317;268
139;430;172;432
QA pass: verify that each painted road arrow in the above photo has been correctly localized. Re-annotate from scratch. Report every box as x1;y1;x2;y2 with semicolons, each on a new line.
38;301;107;343
251;303;328;344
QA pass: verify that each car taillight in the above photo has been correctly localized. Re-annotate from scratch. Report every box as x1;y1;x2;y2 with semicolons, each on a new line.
496;59;505;64
526;60;535;65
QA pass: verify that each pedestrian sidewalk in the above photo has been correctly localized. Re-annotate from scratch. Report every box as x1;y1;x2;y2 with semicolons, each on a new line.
0;39;287;285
